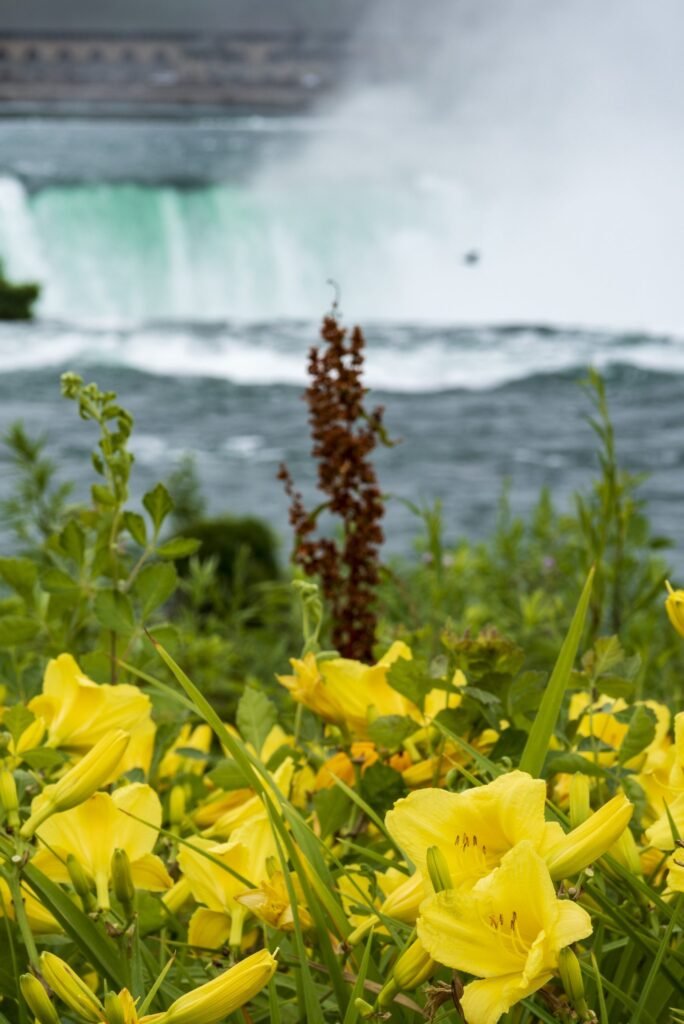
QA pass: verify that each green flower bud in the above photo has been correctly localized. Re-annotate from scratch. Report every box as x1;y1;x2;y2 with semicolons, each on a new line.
558;948;589;1018
66;854;95;912
111;848;136;916
19;974;61;1024
426;845;452;892
104;990;127;1024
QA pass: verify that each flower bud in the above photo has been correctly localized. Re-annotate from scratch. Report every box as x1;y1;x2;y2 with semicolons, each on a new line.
168;785;186;829
66;854;95;912
112;848;136;916
569;773;591;829
21;731;130;838
377;939;435;1006
104;990;127;1024
0;769;20;829
545;793;633;880
19;974;61;1024
665;581;684;638
354;997;375;1019
426;845;452;892
558;948;589;1018
610;826;643;876
156;949;277;1024
162;876;192;915
39;952;104;1022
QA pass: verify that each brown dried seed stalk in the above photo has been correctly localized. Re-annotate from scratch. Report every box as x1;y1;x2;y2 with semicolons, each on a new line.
278;315;387;660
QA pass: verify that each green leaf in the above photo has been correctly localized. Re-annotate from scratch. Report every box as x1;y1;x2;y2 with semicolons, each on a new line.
2;705;35;747
618;705;657;766
0;615;40;646
21;748;67;771
543;751;607;778
519;567;594;778
59;520;86;567
19;857;126;987
124;511;147;547
386;656;430;708
156;537;201;559
313;786;352;840
91;483;117;506
0;558;37;600
94;589;135;634
207;759;248;790
359;762;405;816
134;563;177;618
143;483;174;534
367;714;418;750
236;687;277;753
41;567;79;593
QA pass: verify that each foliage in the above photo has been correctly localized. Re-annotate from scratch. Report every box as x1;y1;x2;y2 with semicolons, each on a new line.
0;358;680;1023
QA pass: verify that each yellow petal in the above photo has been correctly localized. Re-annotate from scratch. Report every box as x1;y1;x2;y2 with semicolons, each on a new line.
460;971;554;1024
130;853;173;892
112;784;163;861
187;907;233;950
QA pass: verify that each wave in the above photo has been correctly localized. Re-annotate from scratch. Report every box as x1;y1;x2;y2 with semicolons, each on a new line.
0;319;682;392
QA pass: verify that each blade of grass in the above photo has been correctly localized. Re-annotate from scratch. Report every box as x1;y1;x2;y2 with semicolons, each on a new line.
519;567;594;777
632;893;682;1023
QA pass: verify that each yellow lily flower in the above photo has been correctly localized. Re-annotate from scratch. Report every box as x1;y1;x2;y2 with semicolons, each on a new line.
569;693;670;770
178;813;277;948
29;654;152;753
235;870;313;931
20;730;131;838
32;782;171;909
314;742;379;790
158;723;213;780
417;841;592;1024
201;758;293;839
386;770;632;887
278;642;416;737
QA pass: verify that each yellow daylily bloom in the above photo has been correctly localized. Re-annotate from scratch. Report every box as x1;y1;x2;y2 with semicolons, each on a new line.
159;723;213;780
569;693;671;771
29;654;152;753
20;730;131;838
32;782;171;909
665;580;684;637
235;870;313;931
278;642;416;737
178;813;277;948
314;742;379;790
665;850;684;893
386;770;632;886
5;714;46;765
418;841;592;1024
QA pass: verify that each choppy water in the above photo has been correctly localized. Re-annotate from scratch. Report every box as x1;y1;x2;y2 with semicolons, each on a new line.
0;116;682;563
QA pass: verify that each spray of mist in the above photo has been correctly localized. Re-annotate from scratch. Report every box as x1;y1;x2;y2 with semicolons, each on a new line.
252;0;684;332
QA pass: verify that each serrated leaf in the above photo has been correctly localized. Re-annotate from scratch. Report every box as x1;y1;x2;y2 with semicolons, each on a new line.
0;615;40;646
313;786;352;840
359;762;405;816
387;657;430;708
22;747;67;771
2;704;35;746
156;537;201;559
124;511;147;547
236;687;277;753
94;589;135;634
143;483;173;534
0;557;37;600
582;635;625;679
367;714;419;750
618;704;657;766
135;563;177;618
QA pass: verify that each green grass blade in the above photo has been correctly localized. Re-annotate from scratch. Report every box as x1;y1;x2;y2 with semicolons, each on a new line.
519;566;594;777
632;892;682;1023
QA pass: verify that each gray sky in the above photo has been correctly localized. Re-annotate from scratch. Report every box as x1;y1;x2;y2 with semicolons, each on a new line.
0;0;370;34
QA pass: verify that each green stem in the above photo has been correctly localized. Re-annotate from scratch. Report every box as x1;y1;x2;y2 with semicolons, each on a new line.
4;866;39;969
632;893;682;1023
